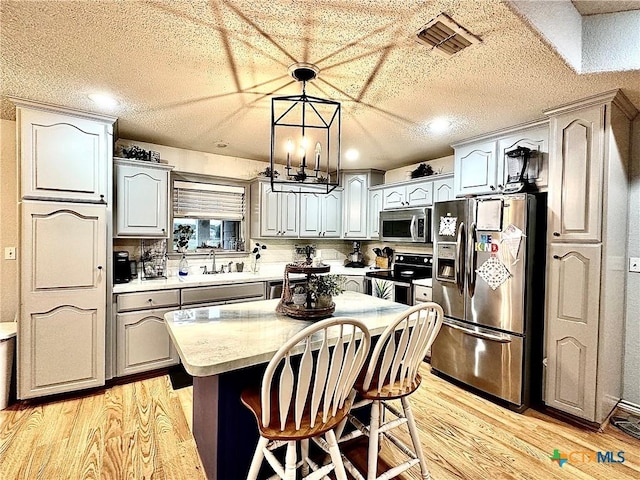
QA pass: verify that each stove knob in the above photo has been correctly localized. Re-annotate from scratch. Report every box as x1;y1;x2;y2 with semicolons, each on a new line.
398;256;404;261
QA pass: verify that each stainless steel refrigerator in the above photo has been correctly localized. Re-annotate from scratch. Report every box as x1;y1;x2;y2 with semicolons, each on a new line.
431;193;546;409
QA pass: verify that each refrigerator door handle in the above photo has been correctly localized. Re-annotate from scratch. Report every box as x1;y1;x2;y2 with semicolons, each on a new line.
467;222;477;297
445;321;512;343
455;222;465;295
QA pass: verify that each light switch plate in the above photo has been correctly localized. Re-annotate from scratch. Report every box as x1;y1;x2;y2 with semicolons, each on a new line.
630;257;640;273
4;247;16;260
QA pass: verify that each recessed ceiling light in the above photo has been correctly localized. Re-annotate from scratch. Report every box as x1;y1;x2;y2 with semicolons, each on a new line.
345;148;359;161
426;118;451;134
88;93;119;108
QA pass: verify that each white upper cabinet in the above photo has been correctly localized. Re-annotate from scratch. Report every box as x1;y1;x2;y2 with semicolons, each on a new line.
16;101;115;203
257;182;300;237
382;179;433;209
453;120;549;197
300;189;342;238
432;175;455;203
547;108;603;243
497;123;549;191
368;188;383;239
453;140;499;197
114;158;173;238
342;171;383;239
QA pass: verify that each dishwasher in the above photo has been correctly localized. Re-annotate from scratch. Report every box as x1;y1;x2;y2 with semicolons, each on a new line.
181;282;266;308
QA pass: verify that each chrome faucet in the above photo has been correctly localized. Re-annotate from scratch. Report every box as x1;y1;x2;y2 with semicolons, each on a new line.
208;249;217;274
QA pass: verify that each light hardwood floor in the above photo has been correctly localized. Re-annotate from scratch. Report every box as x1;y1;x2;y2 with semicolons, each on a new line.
1;364;639;479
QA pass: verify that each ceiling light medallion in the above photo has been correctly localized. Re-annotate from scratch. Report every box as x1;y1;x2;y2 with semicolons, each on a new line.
270;62;341;194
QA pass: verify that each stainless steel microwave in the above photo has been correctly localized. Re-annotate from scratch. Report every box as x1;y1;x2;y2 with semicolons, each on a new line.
379;207;432;243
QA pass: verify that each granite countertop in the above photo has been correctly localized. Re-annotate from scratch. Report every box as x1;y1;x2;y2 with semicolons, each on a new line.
164;291;408;377
113;261;380;294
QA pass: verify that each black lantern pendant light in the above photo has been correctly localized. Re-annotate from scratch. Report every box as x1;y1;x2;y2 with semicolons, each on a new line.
270;62;341;194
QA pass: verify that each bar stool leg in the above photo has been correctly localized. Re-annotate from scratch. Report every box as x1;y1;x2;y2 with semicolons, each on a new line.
326;430;348;480
247;437;269;480
284;440;297;480
301;438;310;476
402;396;431;480
367;400;381;480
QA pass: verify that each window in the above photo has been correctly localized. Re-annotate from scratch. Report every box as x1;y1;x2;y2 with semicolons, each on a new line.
172;176;246;253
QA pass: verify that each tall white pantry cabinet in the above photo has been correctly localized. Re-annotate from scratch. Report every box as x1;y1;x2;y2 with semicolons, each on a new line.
543;90;637;424
14;99;116;399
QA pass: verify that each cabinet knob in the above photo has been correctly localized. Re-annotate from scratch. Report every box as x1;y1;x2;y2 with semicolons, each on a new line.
553;232;560;237
489;185;496;191
553;255;560;259
497;184;503;190
99;194;105;202
97;265;103;270
148;299;153;303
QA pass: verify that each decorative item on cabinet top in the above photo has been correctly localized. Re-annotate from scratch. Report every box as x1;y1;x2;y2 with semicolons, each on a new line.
118;145;160;162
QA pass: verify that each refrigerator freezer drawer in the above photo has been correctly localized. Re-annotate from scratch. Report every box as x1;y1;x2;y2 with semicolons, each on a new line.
431;319;524;405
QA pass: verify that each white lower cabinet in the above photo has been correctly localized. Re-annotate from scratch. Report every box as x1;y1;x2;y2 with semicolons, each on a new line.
117;308;180;376
545;244;601;420
115;289;180;377
343;276;365;293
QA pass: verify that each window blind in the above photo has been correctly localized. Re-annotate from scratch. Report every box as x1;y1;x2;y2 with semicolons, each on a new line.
173;181;245;220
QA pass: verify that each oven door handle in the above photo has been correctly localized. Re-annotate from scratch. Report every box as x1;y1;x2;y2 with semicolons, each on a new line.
446;321;511;343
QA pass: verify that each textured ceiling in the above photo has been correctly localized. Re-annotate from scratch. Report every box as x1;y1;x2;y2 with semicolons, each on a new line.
1;0;640;172
572;0;640;15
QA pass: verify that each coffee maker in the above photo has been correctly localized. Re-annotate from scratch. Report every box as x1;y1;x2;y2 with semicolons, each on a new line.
114;251;132;284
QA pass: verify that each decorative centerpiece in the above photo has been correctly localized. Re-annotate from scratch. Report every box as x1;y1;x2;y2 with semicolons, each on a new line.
307;274;345;309
173;224;195;253
276;263;341;320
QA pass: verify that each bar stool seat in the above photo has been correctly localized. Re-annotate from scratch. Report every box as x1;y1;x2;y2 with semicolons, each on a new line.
241;317;371;480
338;302;444;480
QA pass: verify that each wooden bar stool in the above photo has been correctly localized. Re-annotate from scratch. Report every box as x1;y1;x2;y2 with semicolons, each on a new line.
241;317;371;480
338;302;444;480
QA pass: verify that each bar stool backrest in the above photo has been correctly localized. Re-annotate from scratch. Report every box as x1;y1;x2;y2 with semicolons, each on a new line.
363;302;444;395
261;317;371;431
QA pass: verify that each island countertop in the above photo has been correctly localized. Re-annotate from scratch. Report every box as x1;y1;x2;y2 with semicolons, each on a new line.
164;291;409;377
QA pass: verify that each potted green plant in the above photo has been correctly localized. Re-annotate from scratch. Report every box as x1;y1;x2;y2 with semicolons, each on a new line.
308;274;346;308
173;224;195;252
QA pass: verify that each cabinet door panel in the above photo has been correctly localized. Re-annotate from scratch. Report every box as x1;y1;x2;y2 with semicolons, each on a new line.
406;182;433;206
497;124;549;190
300;193;322;236
20;108;110;202
322;190;342;237
280;190;299;237
343;174;367;238
20;202;106;399
383;186;405;209
548;108;603;242
260;184;281;236
115;161;170;237
117;308;179;376
433;177;454;203
454;141;498;196
369;190;382;238
545;244;601;420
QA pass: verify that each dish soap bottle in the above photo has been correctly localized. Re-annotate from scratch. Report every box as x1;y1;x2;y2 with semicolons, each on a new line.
178;254;189;276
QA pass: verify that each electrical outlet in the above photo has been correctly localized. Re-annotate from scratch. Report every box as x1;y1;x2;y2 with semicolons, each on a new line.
630;257;640;273
4;247;16;260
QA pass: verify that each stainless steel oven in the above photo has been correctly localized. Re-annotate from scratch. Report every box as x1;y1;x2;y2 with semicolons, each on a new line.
366;253;433;305
379;208;432;243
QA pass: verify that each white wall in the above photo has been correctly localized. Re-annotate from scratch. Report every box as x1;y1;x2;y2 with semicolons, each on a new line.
624;117;640;407
0;119;18;323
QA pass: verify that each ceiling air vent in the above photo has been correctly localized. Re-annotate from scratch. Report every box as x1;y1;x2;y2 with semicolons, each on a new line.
416;13;481;57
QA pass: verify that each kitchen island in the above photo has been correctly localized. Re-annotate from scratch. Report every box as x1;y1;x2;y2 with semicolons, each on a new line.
164;291;409;479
